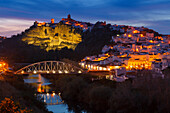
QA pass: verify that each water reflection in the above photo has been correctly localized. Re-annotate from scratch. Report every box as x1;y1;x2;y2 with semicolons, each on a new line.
23;74;72;113
37;93;64;105
24;74;51;93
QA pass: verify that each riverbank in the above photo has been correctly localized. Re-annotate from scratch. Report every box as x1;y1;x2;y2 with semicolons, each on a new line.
43;70;170;113
0;73;51;113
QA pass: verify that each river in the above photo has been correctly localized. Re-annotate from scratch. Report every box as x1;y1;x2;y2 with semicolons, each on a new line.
23;74;74;113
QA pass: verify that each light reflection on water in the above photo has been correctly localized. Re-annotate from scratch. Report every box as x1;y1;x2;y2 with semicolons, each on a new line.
23;74;73;113
24;74;51;93
23;74;50;84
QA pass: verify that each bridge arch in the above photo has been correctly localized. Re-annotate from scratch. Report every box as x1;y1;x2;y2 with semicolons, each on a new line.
15;61;84;74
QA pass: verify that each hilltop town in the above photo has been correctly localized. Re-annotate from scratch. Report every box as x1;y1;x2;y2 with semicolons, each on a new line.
22;14;170;81
79;20;170;81
1;15;170;77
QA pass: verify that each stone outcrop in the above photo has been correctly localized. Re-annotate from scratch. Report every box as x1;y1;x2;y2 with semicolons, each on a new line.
22;23;82;51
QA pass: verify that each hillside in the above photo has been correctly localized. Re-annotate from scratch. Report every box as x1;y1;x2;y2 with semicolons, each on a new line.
75;22;121;58
0;15;164;63
22;23;82;51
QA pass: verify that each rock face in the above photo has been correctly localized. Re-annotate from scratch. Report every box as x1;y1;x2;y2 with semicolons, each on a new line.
22;23;82;51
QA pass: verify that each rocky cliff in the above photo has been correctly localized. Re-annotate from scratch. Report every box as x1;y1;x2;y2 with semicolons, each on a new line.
22;23;82;51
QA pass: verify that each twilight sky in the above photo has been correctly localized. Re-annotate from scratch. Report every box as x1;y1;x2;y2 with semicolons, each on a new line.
0;0;170;37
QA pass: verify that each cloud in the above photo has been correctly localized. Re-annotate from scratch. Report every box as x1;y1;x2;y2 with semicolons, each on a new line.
0;18;34;37
146;20;170;34
107;20;150;27
49;0;111;7
0;0;170;35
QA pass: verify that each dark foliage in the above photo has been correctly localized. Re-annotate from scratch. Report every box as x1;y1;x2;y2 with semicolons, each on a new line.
47;71;170;113
0;73;50;113
75;23;120;59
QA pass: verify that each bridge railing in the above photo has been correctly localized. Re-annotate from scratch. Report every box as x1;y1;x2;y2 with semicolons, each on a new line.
15;61;84;74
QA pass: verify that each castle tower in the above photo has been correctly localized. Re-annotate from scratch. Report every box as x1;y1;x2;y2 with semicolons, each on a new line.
68;14;71;19
51;18;54;24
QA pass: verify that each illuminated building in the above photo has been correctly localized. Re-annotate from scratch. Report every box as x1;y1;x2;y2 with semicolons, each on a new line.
0;61;8;72
140;34;144;37
37;22;46;26
127;59;152;70
51;18;54;24
133;30;140;34
61;14;88;29
128;34;132;37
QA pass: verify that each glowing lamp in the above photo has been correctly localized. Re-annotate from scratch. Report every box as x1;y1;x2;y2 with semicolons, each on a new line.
133;30;139;34
128;34;132;37
94;66;96;70
140;34;144;37
52;92;55;96
52;70;56;73
114;66;120;69
78;70;82;73
64;70;68;73
136;48;139;52
149;40;153;43
21;71;24;74
58;92;61;97
47;93;49;96
81;63;84;66
37;87;41;92
58;70;62;73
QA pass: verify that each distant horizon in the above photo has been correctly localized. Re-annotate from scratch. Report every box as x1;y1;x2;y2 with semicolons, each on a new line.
1;0;170;37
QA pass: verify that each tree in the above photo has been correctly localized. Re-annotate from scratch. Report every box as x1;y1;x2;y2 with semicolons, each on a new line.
0;97;32;113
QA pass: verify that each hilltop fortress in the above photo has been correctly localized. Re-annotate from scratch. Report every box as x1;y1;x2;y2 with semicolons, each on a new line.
34;14;90;30
23;14;109;51
22;15;90;51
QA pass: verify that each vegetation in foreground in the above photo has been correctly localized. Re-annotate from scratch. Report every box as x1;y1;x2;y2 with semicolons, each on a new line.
0;73;50;113
0;97;32;113
46;69;170;113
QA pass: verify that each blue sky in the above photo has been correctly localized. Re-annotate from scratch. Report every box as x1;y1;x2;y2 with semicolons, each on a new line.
0;0;170;37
